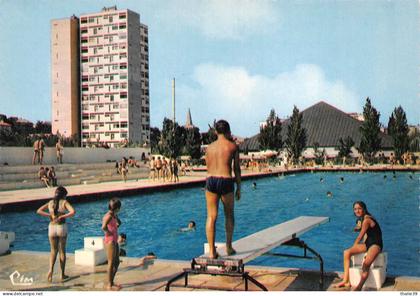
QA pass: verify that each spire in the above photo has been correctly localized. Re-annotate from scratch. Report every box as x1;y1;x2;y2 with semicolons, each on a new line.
185;108;193;129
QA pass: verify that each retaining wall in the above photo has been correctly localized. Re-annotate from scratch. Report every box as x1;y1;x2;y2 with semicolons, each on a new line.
0;147;150;166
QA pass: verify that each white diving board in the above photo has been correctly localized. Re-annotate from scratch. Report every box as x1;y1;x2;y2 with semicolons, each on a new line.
167;216;330;291
203;216;329;263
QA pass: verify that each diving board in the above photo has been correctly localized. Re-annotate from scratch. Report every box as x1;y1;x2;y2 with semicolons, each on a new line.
166;215;330;291
212;216;329;263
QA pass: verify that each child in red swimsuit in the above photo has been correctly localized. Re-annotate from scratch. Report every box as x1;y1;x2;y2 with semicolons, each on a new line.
102;198;122;291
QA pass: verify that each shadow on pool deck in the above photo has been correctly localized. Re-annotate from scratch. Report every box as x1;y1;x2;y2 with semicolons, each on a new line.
0;251;419;292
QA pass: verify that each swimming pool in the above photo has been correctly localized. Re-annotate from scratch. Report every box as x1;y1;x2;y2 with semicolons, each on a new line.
1;172;419;276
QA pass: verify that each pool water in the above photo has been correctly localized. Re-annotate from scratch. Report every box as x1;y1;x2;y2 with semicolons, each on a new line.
1;172;419;276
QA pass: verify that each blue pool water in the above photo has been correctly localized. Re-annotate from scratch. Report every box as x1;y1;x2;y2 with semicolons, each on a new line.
1;172;419;276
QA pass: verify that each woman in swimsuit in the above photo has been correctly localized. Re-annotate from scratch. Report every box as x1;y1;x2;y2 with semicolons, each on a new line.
102;198;122;291
336;201;383;290
36;186;75;283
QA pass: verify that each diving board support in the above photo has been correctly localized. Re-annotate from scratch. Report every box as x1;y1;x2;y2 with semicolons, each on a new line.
165;258;268;291
267;237;325;290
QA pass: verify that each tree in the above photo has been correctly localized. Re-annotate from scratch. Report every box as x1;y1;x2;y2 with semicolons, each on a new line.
313;142;325;165
358;97;382;162
259;109;282;151
387;106;409;160
183;127;202;159
408;128;420;152
338;136;355;159
34;121;52;134
160;118;184;158
202;120;217;145
150;127;161;154
285;106;307;164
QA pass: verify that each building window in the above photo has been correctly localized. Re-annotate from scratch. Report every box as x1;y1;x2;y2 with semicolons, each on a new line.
111;133;115;140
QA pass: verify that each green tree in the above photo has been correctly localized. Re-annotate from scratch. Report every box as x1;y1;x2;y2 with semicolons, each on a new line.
34;121;52;134
313;142;325;165
408;128;420;152
149;127;161;154
183;127;202;159
358;97;382;162
202;120;217;145
160;118;184;158
259;109;282;151
387;106;409;160
285;106;307;164
338;136;355;159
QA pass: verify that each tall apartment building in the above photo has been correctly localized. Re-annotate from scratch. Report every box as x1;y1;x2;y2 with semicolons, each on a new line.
51;6;150;147
51;15;80;138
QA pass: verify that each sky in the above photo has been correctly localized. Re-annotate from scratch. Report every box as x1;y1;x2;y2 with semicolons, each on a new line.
0;0;419;137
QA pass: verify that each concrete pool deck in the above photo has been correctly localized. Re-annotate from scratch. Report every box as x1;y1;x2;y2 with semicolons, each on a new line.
0;251;419;291
0;164;418;211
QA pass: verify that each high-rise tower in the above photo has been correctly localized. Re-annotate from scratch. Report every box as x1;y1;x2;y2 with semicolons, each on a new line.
51;6;150;147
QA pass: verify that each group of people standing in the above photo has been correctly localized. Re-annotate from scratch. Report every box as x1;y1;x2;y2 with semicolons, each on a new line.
149;156;180;182
32;138;64;165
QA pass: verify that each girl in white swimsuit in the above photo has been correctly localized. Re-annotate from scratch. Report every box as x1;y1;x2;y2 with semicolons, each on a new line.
37;186;75;283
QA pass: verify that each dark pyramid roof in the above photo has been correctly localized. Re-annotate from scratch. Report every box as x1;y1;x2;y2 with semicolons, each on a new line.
240;101;393;151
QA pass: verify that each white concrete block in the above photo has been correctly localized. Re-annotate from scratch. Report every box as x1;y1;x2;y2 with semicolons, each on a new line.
75;248;107;266
0;239;10;255
84;237;105;250
0;232;15;244
349;266;386;290
351;252;387;268
204;242;226;255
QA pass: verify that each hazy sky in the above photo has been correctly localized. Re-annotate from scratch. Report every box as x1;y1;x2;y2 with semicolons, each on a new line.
0;0;418;137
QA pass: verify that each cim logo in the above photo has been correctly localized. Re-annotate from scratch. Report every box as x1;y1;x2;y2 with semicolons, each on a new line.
9;270;33;286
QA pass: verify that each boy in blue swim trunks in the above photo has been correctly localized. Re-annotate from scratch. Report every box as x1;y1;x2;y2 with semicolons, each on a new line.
205;120;241;259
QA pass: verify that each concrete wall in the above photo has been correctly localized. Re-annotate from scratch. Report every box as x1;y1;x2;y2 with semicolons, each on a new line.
0;147;150;166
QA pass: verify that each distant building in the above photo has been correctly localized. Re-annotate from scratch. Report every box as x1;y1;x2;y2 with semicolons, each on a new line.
51;15;80;138
51;6;150;147
0;121;12;132
241;101;393;157
185;108;194;129
347;112;364;122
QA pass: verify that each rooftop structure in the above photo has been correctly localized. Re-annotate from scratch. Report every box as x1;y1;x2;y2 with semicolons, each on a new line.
185;108;194;129
241;101;393;151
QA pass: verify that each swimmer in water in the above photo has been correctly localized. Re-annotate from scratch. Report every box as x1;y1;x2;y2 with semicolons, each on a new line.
340;177;344;183
327;191;333;197
320;177;324;183
180;221;196;232
252;182;257;189
383;175;387;179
